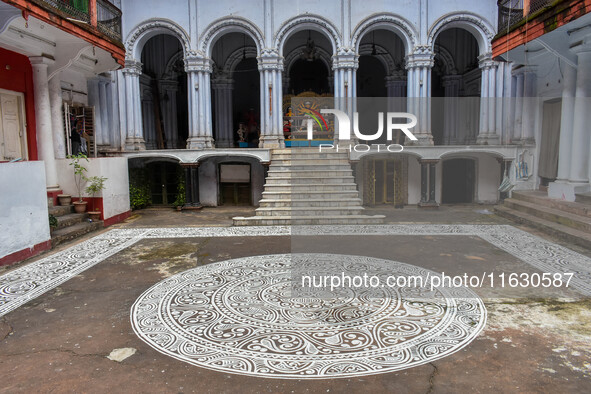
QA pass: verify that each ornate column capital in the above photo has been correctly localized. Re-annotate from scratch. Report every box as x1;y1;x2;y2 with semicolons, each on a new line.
122;59;142;76
405;47;434;69
477;53;498;70
257;49;284;71
332;53;359;70
184;56;212;73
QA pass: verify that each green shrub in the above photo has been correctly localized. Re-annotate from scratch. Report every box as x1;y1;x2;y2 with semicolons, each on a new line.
173;168;186;207
129;167;151;210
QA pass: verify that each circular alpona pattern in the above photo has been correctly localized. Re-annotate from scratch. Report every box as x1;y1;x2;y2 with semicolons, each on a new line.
131;254;486;379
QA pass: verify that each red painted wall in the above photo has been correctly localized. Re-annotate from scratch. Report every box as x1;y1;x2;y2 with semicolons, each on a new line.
0;47;38;160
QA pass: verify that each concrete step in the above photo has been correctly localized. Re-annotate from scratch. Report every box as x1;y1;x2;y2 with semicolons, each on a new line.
512;191;591;218
503;198;591;232
233;214;385;226
271;152;349;160
576;192;591;205
262;190;361;200
51;220;103;248
55;212;87;230
262;183;359;192
269;164;353;171
271;159;350;165
267;169;353;177
258;198;363;208
495;205;591;250
255;206;364;216
48;205;73;217
265;176;355;185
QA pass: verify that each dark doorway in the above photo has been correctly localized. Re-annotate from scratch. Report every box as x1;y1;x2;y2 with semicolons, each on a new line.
147;161;181;205
442;159;475;203
289;59;329;95
219;163;252;205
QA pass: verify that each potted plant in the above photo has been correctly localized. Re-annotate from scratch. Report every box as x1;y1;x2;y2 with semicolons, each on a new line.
68;153;89;213
57;194;72;206
86;175;107;221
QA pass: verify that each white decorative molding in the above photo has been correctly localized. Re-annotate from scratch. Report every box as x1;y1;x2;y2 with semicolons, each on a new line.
427;12;495;56
199;16;265;58
274;14;342;56
220;46;258;75
350;13;418;55
125;18;194;60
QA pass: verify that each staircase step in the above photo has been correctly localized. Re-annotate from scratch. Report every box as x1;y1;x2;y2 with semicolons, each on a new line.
271;159;349;165
51;220;103;248
503;198;591;232
258;198;363;208
265;176;355;185
512;191;591;218
263;183;359;192
267;169;353;177
495;206;591;250
269;164;353;171
48;205;73;217
576;192;591;205
255;206;364;216
233;215;385;226
262;190;360;200
55;212;87;229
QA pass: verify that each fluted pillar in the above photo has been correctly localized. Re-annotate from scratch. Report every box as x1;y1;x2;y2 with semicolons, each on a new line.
332;50;358;144
212;77;234;148
258;50;284;148
30;56;59;190
122;59;145;150
48;72;66;159
476;54;500;145
568;42;591;185
185;56;214;149
441;74;461;145
406;49;434;145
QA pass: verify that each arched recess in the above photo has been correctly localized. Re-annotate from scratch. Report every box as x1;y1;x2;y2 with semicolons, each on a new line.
441;157;477;204
199;16;264;58
221;46;258;75
125;18;191;61
283;45;333;80
351;13;418;55
275;15;341;56
140;34;189;150
427;12;495;56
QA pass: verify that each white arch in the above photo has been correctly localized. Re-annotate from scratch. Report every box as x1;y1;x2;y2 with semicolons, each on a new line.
125;18;192;60
221;46;258;75
433;44;457;75
199;16;264;58
351;13;418;55
275;15;341;56
358;43;398;75
283;45;333;77
428;12;495;56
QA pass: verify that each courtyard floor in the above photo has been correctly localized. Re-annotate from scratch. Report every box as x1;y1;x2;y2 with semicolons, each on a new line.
1;206;590;393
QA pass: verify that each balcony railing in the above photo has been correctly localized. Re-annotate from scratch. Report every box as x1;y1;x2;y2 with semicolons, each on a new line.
497;0;555;32
96;0;122;42
33;0;122;42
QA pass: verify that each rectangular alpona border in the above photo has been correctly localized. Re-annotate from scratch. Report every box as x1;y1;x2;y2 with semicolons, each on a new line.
1;225;590;317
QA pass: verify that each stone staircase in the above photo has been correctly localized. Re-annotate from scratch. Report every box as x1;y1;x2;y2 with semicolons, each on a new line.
49;202;103;248
233;148;385;225
495;190;591;249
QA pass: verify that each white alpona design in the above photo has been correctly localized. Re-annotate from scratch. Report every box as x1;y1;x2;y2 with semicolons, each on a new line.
1;225;590;318
131;253;487;378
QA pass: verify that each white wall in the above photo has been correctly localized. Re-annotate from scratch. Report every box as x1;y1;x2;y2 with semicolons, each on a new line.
0;161;50;259
56;157;130;220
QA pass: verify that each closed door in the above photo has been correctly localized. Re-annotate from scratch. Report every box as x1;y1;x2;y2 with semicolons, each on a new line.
365;159;404;207
0;91;26;161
